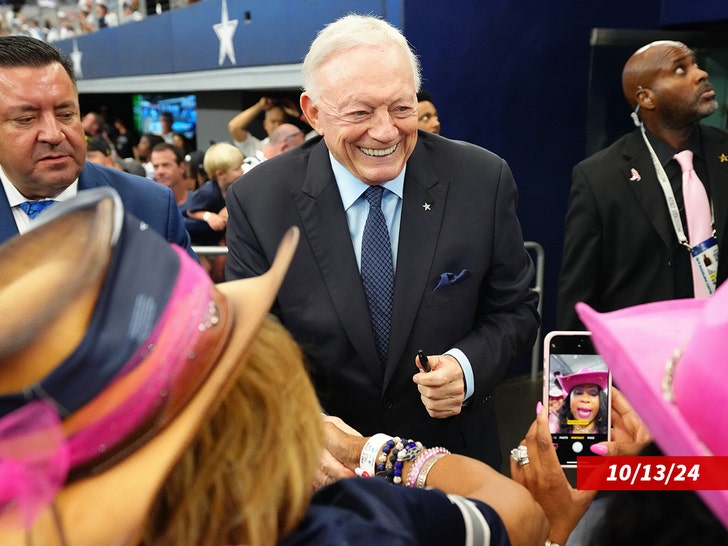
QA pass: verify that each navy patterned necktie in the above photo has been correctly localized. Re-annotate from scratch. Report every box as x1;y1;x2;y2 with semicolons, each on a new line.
361;185;395;365
19;200;56;219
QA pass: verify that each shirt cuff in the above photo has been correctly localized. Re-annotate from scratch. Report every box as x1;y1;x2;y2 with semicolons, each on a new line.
445;348;474;401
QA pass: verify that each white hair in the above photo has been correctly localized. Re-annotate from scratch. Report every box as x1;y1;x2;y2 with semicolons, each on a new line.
301;14;421;104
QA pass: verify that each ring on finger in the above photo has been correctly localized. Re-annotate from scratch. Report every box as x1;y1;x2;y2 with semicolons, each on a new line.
510;444;530;466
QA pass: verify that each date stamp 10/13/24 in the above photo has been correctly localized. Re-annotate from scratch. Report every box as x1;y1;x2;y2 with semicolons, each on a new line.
577;456;728;490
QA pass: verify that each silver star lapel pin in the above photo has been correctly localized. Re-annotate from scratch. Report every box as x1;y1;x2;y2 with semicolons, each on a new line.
422;202;432;211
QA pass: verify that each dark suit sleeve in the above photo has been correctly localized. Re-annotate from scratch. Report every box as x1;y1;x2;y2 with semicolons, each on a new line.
224;184;269;280
79;162;197;262
159;189;197;261
456;160;540;398
556;164;602;330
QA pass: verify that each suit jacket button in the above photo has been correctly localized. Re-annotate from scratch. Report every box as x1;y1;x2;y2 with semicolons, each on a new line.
382;398;393;410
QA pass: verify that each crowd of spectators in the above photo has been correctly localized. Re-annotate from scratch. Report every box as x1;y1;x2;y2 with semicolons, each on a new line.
0;0;197;41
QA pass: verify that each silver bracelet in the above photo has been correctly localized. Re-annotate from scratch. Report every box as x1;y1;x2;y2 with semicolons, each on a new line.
416;451;448;489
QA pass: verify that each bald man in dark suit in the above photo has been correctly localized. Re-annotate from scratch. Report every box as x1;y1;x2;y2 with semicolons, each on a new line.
557;41;728;330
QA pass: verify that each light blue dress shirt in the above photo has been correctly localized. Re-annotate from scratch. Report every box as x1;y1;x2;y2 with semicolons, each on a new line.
329;154;474;400
330;154;404;270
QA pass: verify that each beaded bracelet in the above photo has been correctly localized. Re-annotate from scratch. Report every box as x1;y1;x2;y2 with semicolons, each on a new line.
406;446;450;488
359;433;393;478
376;437;424;485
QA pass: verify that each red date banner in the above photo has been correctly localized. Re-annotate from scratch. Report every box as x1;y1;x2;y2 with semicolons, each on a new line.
577;456;728;490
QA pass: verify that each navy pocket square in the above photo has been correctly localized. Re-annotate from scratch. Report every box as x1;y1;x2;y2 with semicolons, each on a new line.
434;269;471;291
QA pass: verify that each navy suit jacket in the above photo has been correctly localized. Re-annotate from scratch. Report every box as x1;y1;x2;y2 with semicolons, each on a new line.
0;162;194;259
557;125;728;330
225;132;539;466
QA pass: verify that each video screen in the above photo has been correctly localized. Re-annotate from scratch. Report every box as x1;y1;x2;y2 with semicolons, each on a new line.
132;93;197;141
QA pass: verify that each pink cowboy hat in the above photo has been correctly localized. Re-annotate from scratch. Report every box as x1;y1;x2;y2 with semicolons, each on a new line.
577;287;728;530
557;367;608;395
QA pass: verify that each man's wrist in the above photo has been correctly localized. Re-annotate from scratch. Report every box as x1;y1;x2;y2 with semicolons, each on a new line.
445;347;474;400
203;211;211;222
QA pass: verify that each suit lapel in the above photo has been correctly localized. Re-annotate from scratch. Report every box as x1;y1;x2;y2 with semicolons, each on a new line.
292;140;448;386
0;164;95;245
622;130;676;251
294;141;383;380
698;125;728;283
0;187;18;245
77;163;96;190
700;126;728;253
383;143;444;387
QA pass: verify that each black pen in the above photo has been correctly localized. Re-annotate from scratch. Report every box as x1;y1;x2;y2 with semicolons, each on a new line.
417;349;430;372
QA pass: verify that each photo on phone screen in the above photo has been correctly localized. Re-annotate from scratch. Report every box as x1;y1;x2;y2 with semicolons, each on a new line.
543;331;611;467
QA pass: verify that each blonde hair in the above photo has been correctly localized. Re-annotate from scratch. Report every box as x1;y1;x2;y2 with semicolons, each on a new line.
141;317;323;546
202;142;244;182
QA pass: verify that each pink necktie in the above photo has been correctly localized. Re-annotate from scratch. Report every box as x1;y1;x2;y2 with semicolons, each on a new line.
674;150;712;298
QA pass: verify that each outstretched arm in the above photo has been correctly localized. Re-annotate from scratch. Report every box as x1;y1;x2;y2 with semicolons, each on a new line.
228;97;274;142
323;420;550;546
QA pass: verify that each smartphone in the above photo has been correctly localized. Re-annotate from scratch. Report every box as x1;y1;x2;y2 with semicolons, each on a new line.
543;331;611;467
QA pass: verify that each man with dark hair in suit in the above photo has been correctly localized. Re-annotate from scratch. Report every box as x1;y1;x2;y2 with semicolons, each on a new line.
225;14;538;469
0;35;194;259
557;40;728;330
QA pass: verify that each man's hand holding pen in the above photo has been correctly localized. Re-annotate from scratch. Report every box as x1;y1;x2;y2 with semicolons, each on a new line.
413;351;465;418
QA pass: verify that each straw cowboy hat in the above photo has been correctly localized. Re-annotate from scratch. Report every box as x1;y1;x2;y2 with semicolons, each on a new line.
0;188;299;544
577;288;728;530
556;366;609;395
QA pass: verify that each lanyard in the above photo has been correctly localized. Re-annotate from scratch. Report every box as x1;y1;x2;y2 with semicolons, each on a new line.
639;124;715;250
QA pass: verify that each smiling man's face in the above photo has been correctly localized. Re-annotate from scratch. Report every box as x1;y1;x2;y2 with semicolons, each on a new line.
301;44;418;186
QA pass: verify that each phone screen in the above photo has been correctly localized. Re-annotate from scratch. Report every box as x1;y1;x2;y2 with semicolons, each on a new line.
543;331;611;467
